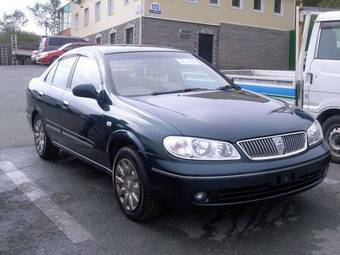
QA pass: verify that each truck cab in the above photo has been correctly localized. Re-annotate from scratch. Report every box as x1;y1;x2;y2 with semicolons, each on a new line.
304;11;340;163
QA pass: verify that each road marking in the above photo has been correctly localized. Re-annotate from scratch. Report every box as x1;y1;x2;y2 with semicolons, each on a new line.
0;161;92;243
324;178;340;185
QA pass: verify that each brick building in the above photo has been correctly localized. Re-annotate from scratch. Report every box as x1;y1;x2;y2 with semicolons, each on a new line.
71;0;296;70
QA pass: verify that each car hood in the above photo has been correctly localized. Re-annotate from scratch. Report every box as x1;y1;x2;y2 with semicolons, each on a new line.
121;90;314;142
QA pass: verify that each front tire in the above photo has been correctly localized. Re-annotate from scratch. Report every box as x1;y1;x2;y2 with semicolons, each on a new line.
322;115;340;163
112;146;162;222
33;114;59;160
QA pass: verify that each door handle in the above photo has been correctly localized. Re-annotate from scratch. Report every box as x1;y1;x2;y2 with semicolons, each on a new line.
62;100;69;107
38;91;43;97
306;72;313;84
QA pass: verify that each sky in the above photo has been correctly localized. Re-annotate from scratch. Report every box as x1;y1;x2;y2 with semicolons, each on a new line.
0;0;68;35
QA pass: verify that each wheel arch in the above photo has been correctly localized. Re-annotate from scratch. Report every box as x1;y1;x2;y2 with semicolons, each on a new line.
317;108;340;125
106;130;148;168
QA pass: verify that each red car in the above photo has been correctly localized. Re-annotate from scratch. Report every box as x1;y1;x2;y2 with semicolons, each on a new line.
36;42;94;65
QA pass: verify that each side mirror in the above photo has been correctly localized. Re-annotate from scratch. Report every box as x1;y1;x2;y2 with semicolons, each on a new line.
72;84;98;99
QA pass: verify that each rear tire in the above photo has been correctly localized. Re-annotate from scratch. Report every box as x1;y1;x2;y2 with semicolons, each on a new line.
322;115;340;163
112;146;162;222
33;114;59;160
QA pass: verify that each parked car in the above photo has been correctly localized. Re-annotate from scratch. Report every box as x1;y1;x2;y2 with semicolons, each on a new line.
26;46;330;222
31;50;39;64
36;42;94;65
38;35;87;53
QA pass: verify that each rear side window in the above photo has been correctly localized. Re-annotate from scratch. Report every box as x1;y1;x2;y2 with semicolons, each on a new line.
45;64;58;83
317;23;340;60
71;56;102;91
52;57;77;88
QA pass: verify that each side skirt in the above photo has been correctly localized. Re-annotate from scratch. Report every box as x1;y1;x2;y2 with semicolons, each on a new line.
53;141;112;175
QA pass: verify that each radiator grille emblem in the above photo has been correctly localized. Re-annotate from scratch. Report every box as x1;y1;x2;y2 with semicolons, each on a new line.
272;137;285;155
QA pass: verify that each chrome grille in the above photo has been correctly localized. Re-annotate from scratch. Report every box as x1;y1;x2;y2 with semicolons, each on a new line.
237;132;307;160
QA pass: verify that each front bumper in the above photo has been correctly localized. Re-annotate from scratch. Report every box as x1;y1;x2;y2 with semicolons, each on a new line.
148;144;330;207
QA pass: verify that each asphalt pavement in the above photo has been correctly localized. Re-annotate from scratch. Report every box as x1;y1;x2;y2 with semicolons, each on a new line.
0;65;340;255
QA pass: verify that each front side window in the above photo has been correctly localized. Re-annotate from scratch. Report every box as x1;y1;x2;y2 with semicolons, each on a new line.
232;0;241;8
52;57;76;88
84;8;89;26
254;0;263;12
317;23;340;60
72;56;102;91
105;52;229;96
274;0;283;15
95;1;101;21
125;28;134;44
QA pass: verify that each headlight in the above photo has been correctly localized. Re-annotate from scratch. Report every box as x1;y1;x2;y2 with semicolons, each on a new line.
163;136;241;160
307;120;323;146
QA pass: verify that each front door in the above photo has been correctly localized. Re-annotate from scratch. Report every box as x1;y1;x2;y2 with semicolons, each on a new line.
61;55;108;166
306;21;340;113
198;34;213;64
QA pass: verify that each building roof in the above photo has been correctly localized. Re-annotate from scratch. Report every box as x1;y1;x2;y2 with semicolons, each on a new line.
316;11;340;22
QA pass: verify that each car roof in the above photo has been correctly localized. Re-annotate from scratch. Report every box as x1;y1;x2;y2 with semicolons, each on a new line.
316;11;340;22
70;45;183;55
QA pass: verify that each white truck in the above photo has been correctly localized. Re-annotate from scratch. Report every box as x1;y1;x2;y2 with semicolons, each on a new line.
223;11;340;163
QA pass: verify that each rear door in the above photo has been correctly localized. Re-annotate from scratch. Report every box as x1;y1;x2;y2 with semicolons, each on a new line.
37;56;77;142
60;55;107;166
306;21;340;114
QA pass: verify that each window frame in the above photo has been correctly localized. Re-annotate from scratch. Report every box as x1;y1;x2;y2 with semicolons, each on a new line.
253;0;264;13
46;56;78;89
84;8;89;27
231;0;243;9
108;0;114;15
184;0;198;4
74;13;79;30
95;1;101;22
273;0;284;16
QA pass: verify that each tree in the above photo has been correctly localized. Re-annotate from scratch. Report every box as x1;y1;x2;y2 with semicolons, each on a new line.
305;0;340;8
28;0;61;35
0;10;28;32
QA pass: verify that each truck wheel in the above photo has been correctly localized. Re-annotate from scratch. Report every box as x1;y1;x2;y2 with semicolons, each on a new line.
22;57;32;65
112;146;162;222
322;115;340;163
33;114;59;160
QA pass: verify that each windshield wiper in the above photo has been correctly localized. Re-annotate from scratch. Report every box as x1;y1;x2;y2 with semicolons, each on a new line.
151;88;208;96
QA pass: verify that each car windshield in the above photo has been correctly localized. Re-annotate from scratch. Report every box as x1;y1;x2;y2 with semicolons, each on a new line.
105;52;230;96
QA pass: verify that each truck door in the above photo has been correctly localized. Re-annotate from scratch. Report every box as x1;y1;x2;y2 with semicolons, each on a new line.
305;21;340;114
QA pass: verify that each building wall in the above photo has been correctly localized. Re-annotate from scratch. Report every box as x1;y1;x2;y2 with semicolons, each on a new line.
142;17;219;66
143;0;295;31
71;0;141;38
218;23;290;70
84;18;141;44
142;17;290;70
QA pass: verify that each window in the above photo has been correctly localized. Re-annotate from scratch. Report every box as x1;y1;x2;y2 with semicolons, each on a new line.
274;0;283;15
72;56;102;91
110;33;116;44
95;1;101;21
74;13;79;30
45;64;58;83
108;0;114;15
232;0;242;8
96;36;102;44
254;0;263;12
125;28;134;44
317;24;340;60
84;8;89;26
52;57;76;88
209;0;219;5
184;0;197;3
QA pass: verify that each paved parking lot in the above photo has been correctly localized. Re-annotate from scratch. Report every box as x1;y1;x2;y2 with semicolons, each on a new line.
1;65;340;255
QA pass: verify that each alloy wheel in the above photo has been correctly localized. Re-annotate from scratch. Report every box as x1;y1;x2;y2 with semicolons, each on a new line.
329;127;340;157
34;118;46;155
114;158;141;211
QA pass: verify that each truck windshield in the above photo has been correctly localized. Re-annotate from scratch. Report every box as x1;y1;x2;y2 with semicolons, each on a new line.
105;52;230;96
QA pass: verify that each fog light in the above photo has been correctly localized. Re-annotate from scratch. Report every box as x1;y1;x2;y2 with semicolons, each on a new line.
194;191;209;203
